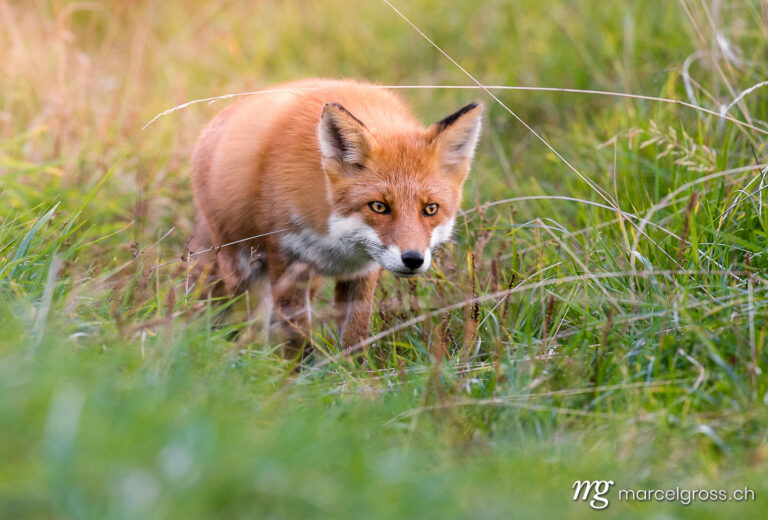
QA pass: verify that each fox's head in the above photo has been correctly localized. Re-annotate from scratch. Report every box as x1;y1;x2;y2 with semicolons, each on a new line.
318;101;482;277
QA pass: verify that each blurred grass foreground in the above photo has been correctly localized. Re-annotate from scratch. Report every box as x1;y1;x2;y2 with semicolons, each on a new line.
1;0;768;518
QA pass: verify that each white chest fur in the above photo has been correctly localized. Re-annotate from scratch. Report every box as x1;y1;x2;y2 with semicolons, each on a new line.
279;214;378;276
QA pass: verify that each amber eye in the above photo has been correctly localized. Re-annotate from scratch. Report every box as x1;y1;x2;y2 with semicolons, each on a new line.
368;201;390;214
423;203;439;216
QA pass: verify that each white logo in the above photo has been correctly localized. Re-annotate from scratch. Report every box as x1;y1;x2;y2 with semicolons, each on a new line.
572;480;615;510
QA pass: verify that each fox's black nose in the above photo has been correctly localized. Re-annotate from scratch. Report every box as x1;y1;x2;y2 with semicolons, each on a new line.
401;250;424;270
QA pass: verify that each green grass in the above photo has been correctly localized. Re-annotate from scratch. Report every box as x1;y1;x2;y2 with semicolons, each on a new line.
1;0;767;518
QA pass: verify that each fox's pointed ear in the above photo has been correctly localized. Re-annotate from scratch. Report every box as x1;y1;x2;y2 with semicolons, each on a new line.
318;103;372;174
430;102;483;173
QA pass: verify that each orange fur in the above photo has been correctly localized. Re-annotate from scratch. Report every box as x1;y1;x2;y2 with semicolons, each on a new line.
189;78;482;356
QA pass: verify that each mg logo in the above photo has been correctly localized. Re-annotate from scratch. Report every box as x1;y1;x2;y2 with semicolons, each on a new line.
572;480;615;510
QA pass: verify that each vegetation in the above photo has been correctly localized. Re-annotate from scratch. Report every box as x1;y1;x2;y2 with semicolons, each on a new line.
1;0;767;517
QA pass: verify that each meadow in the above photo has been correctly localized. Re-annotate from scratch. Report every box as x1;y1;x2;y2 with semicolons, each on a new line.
1;0;767;518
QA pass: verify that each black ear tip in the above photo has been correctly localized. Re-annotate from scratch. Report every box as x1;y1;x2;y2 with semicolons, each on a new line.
436;102;483;130
321;103;367;128
323;102;345;113
462;102;483;114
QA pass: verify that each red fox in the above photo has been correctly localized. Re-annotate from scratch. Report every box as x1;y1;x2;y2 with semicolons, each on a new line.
189;79;482;355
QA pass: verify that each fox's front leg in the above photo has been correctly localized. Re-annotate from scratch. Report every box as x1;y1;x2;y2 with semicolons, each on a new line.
267;250;315;359
334;269;380;352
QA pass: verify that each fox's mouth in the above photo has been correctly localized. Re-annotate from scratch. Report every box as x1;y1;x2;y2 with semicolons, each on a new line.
391;269;421;278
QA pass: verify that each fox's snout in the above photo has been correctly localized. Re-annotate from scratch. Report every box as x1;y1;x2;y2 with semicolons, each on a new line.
373;218;434;276
373;242;432;278
400;250;424;270
391;248;428;277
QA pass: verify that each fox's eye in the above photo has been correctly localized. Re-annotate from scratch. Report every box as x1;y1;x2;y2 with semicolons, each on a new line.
423;203;439;216
368;201;390;214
